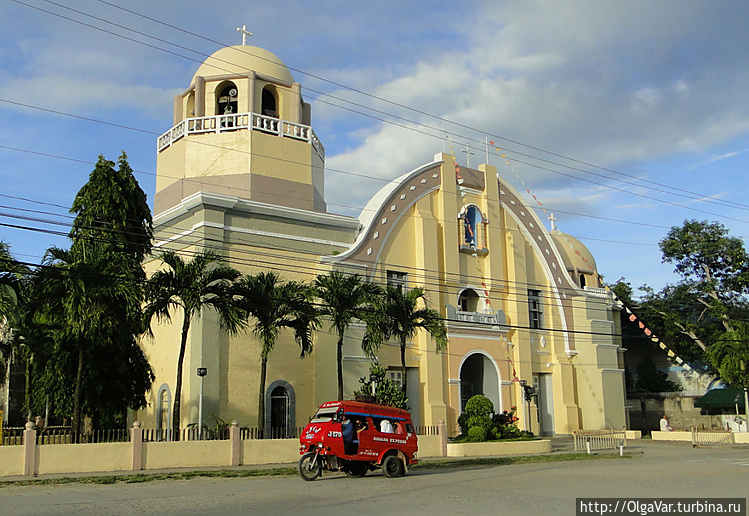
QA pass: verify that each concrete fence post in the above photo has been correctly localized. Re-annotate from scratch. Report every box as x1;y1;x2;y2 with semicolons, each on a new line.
230;420;240;466
23;421;36;476
131;421;143;471
438;420;447;457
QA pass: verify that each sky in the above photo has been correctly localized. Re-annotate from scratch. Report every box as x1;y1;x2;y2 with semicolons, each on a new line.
1;0;749;296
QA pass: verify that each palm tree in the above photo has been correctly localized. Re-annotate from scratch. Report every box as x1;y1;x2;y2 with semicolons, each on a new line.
234;271;318;433
314;271;382;400
144;250;244;438
0;241;26;324
36;243;141;437
363;285;447;396
0;242;29;403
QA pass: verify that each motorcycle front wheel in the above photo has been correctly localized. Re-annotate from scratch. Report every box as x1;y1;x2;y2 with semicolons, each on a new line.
298;452;322;481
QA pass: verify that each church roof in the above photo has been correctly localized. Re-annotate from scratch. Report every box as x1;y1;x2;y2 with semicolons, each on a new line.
549;230;598;272
194;46;295;84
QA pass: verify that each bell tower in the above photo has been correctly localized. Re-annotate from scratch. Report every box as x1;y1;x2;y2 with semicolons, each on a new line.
154;45;326;215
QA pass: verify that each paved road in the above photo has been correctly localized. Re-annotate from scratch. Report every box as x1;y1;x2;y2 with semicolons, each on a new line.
1;440;748;515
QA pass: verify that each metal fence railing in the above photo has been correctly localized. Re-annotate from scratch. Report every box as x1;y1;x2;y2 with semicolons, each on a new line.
3;422;443;446
690;427;735;447
416;425;439;436
1;427;129;446
573;427;627;453
239;427;305;440
1;427;24;446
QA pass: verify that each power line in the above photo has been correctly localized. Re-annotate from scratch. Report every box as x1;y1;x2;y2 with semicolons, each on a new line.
7;1;749;221
1;211;625;323
0;120;731;240
85;0;749;214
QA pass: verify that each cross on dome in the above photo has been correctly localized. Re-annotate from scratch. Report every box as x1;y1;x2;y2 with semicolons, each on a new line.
236;25;253;46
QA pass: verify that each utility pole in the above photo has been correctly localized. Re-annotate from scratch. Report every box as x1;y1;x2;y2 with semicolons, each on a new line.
197;367;207;439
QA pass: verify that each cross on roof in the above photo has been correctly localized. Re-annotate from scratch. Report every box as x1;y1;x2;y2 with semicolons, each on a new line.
237;25;253;46
548;213;557;231
461;143;475;168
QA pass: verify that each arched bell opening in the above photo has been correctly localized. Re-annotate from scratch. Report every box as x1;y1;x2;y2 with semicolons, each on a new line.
216;81;239;115
261;86;278;118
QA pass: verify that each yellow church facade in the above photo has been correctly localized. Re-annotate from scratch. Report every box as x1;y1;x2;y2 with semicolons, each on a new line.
136;44;626;437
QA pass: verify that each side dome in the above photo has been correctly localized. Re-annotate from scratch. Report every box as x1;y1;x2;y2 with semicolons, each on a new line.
193;46;294;84
549;230;597;272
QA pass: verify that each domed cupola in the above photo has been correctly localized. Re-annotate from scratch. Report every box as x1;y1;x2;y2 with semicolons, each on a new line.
154;45;325;215
549;229;601;289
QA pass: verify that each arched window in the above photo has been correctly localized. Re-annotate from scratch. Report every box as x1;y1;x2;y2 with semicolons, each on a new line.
579;274;587;288
458;289;480;312
186;91;195;117
155;384;171;440
261;86;278;118
459;205;487;251
216;82;238;115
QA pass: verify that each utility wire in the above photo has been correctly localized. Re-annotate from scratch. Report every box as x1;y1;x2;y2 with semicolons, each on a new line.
8;1;749;219
87;0;749;213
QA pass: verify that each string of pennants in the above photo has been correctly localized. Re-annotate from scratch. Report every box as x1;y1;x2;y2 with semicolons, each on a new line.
446;134;522;380
444;140;494;311
492;137;694;374
450;133;694;377
613;295;693;372
489;140;594;269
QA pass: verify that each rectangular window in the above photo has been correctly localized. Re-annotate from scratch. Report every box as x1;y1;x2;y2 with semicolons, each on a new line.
528;289;542;329
388;370;403;389
387;270;408;292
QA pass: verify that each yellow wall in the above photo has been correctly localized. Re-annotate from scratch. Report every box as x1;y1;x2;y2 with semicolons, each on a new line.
447;439;551;457
37;442;131;474
145;441;228;469
0;446;25;476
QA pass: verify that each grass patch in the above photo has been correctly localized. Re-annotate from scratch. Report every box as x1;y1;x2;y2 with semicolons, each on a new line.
450;435;541;444
0;467;297;488
0;454;629;488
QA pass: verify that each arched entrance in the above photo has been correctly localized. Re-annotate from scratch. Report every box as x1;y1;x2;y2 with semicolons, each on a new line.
459;352;501;412
265;380;296;438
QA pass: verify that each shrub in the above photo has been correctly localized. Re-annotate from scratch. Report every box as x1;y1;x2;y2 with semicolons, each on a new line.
457;412;470;436
493;407;518;427
468;426;487;442
467;414;494;433
354;362;409;409
458;396;527;441
465;395;494;418
497;424;522;439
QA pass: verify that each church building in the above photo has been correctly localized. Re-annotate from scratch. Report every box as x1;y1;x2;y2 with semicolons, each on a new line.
137;43;626;437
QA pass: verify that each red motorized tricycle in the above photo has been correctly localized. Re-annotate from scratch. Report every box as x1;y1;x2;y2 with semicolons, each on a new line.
298;400;418;480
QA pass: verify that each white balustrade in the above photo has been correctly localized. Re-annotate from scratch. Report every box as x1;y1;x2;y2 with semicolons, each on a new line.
253;113;280;134
157;112;319;153
583;286;611;299
311;129;325;160
283;121;309;140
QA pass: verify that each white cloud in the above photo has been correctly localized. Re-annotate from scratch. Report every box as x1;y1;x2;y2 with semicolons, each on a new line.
319;0;749;209
0;75;178;122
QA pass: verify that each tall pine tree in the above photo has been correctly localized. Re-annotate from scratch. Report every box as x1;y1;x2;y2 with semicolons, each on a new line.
29;153;155;431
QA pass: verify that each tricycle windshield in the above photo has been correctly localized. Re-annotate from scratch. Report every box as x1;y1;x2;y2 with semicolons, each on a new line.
310;408;339;423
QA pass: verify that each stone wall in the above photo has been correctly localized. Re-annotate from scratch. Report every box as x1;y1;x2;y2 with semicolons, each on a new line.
627;395;728;434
